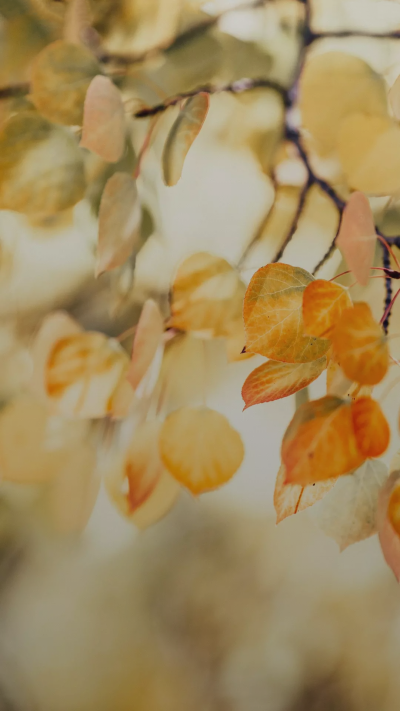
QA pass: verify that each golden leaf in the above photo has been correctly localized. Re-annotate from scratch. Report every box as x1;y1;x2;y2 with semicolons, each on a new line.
274;464;336;524
242;357;327;409
378;469;400;580
302;279;352;338
162;93;210;186
128;300;164;390
80;75;126;163
351;397;390;459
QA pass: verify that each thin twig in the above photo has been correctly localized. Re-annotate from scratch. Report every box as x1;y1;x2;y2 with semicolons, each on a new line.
272;179;311;262
0;83;30;100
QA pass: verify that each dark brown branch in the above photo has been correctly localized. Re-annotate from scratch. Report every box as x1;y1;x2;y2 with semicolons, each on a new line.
272;180;311;263
0;82;30;100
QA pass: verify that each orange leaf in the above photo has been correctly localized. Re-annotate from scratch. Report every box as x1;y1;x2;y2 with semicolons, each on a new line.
242;357;327;409
80;75;126;163
162;92;210;186
378;470;400;581
332;302;389;385
274;464;336;523
159;406;244;494
127;300;164;390
96;172;141;276
243;263;330;362
282;396;364;486
335;192;376;286
303;279;352;339
351;397;390;458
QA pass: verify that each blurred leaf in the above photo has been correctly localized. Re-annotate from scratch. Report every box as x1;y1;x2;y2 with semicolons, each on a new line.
242;357;327;409
127;299;164;391
351;397;390;459
274;463;336;524
64;0;93;45
31;39;101;125
162;93;210;186
31;310;82;401
302;279;352;339
97;172;141;276
81;75;126;163
312;459;388;551
159;406;244;494
332;302;389;386
0;111;86;215
336;192;377;286
378;468;400;580
243;263;330;362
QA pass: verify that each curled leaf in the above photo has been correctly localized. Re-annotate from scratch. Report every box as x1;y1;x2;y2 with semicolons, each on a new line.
31;40;101;125
127;300;164;391
0;112;85;216
242;357;327;409
31;311;82;401
170;252;244;337
97;172;141;276
378;470;400;580
312;459;388;551
282;396;364;486
162;92;210;186
332;302;389;386
243;263;330;362
351;397;390;459
159;406;244;494
80;75;126;163
335;192;376;286
274;464;336;524
302;279;352;338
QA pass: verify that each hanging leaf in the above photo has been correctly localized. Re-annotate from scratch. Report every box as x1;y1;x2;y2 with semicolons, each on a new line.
224;317;253;362
282;396;364;486
332;302;389;386
31;40;101;125
105;421;180;529
378;469;400;580
127;300;165;390
159;406;244;494
335;192;376;286
162;92;210;186
0;112;85;216
80;75;126;163
31;310;82;401
96;172;141;276
338;114;400;195
302;280;352;338
274;464;336;524
170;252;245;337
299;51;388;156
243;263;330;362
64;0;93;45
312;459;388;551
351;397;390;459
242;357;327;409
326;359;353;397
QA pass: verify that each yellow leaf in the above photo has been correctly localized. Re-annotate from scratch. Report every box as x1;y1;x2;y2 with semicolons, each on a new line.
31;40;101;125
299;51;387;156
162;93;210;186
170;252;245;337
0;112;86;216
242;357;327;409
338;114;400;195
127;300;164;391
243;263;330;362
378;469;400;580
80;75;126;163
335;191;377;286
96;172;141;276
274;463;336;524
302;279;352;338
159;406;244;494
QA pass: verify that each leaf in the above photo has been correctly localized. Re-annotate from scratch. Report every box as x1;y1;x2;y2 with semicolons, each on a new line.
332;302;389;386
80;75;126;163
224;317;253;362
326;360;353;397
338;114;400;195
336;192;376;286
243;263;330;362
312;459;388;551
96;172;141;276
105;421;180;529
282;396;364;486
31;40;101;125
127;300;164;390
0;112;86;216
64;0;92;45
162;92;210;186
170;252;245;337
378;470;400;580
274;464;336;524
242;357;327;409
159;406;244;494
351;397;390;459
299;51;388;156
303;280;352;338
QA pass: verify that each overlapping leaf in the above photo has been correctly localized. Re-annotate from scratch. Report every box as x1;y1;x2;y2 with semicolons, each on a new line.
80;76;126;163
242;357;327;409
159;406;244;494
351;397;390;459
303;279;352;338
243;263;330;362
332;302;389;385
335;192;376;286
127;300;164;390
274;464;336;524
162;92;210;186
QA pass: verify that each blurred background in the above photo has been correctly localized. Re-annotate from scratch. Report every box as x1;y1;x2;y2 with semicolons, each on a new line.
1;0;400;709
